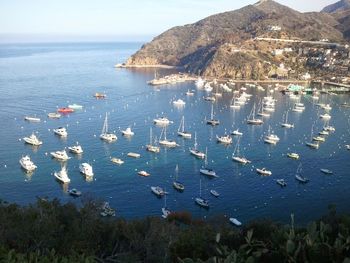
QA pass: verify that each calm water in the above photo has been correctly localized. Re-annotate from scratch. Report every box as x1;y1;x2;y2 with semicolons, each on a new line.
0;42;349;224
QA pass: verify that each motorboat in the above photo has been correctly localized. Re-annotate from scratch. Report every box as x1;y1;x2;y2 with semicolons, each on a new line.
154;117;171;125
256;168;272;176
264;138;277;145
173;181;185;191
68;188;82;197
79;163;94;177
206;104;220;126
24;116;41;122
100;113;117;142
210;190;220;197
53;127;68;137
47;112;61;119
68;104;83;110
94;93;106;98
146;127;160;153
173;99;186;106
111;157;124;165
229;217;242;226
313;136;325;142
100;202;116;217
138;170;150;177
276;179;287;187
54;165;70;183
231;129;243;136
204;96;216;102
323;125;335;132
50;150;70;161
177;116;191;138
68;145;83;154
216;134;232;144
121;127;134;136
195;197;209;208
127;152;141;158
320;169;333;175
151;186;165;197
58;108;74;113
19;155;37;172
23;133;43;146
287;153;300;159
319;130;329;136
306;142;319;149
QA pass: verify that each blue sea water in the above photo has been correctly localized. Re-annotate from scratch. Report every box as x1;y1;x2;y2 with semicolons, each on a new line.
0;42;349;224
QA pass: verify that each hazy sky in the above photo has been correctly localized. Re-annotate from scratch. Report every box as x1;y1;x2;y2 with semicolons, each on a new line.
0;0;337;42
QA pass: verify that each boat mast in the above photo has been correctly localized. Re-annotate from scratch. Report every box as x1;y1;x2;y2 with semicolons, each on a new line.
175;164;179;181
194;132;198;150
205;147;208;167
149;127;152;145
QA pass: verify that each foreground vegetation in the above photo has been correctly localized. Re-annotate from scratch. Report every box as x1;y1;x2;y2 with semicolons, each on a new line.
0;198;349;262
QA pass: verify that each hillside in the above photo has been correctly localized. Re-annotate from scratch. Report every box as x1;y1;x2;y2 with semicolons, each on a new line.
323;0;350;40
322;0;350;12
125;0;349;79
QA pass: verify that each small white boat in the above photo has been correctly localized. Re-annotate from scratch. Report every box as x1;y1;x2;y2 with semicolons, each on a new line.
204;96;216;102
276;179;287;187
173;99;186;106
19;155;37;172
23;133;43;146
346;145;350;150
210;189;220;197
231;129;243;136
319;130;329;136
264;138;277;145
287;153;299;159
320;113;331;119
111;157;124;165
195;197;209;208
154;117;171;125
186;89;194;96
79;163;94;177
100;113;117;142
138;170;150;177
50;150;70;161
162;207;171;219
229;217;242;226
256;168;272;176
68;145;83;154
323;125;335;132
265;126;280;142
121;127;134;136
151;186;165;197
190;133;205;158
24;116;41;122
68;188;82;197
54;165;70;183
321;104;332;111
68;104;83;110
127;152;141;158
216;135;233;144
313;136;325;142
177;116;191;138
320;169;333;175
47;112;61;119
306;142;319;149
53;127;68;137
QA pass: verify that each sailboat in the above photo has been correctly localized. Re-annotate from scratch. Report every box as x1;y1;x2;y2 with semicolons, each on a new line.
173;164;185;191
199;147;218;177
295;163;309;183
190;132;206;158
206;104;220;126
161;189;171;219
264;125;280;144
247;104;263;125
257;100;270;117
281;110;294;128
177;116;192;138
100;113;117;142
146;127;160;153
159;125;178;147
306;125;319;149
230;96;241;109
232;138;251;164
195;179;209;208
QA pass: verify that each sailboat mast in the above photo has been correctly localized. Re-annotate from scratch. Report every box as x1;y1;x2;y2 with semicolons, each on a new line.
205;147;208;166
150;127;152;145
194;132;198;150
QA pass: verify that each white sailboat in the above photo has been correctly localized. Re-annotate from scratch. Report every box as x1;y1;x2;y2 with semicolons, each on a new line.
177;116;192;138
281;111;294;128
173;164;185;191
232;138;251;164
195;179;209;208
161;190;171;219
206;104;220;126
264;125;280;144
295;163;309;183
146;127;160;153
247;104;263;125
159;125;178;147
190;132;206;158
100;113;117;142
230;96;241;109
199;147;217;177
306;125;319;149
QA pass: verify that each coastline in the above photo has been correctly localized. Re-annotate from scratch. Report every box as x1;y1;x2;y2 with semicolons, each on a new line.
114;63;177;69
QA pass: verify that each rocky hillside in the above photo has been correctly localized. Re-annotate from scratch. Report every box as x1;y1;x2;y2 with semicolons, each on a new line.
125;0;349;79
322;0;350;12
322;0;350;40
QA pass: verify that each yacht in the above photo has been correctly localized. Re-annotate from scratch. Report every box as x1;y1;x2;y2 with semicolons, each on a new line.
323;125;335;132
151;186;165;197
138;170;150;177
127;152;141;158
68;145;83;154
189;132;205;158
247;104;263;125
24;116;41;122
153;117;171;125
231;129;243;136
111;157;124;165
159;126;178;147
100;113;117;142
47;112;61;119
206;104;220;126
173;99;186;106
281;111;294;128
79;163;94;177
232;138;251;164
195;179;209;208
177;116;191;138
68;104;83;110
23;133;43;146
287;153;300;160
54;165;70;183
216;134;233;144
53;127;68;137
19;155;37;172
50;150;70;161
199;148;218;177
146;127;160;153
173;165;185;191
276;179;287;187
256;168;272;176
121;127;134;136
319;130;329;136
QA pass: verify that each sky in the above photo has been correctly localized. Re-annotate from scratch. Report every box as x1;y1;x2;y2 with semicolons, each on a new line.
0;0;337;42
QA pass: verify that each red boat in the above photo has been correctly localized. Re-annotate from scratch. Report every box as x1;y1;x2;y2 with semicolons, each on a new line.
58;107;74;113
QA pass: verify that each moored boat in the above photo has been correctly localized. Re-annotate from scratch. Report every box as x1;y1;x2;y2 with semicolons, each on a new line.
138;170;150;177
229;217;242;226
47;112;61;119
58;107;74;113
287;153;300;159
256;167;272;176
19;155;37;172
111;157;124;165
79;163;94;177
50;150;70;161
276;179;287;187
53;127;68;137
23;133;43;146
24;116;41;122
54;165;70;183
68;188;82;197
320;169;333;175
68;145;83;154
